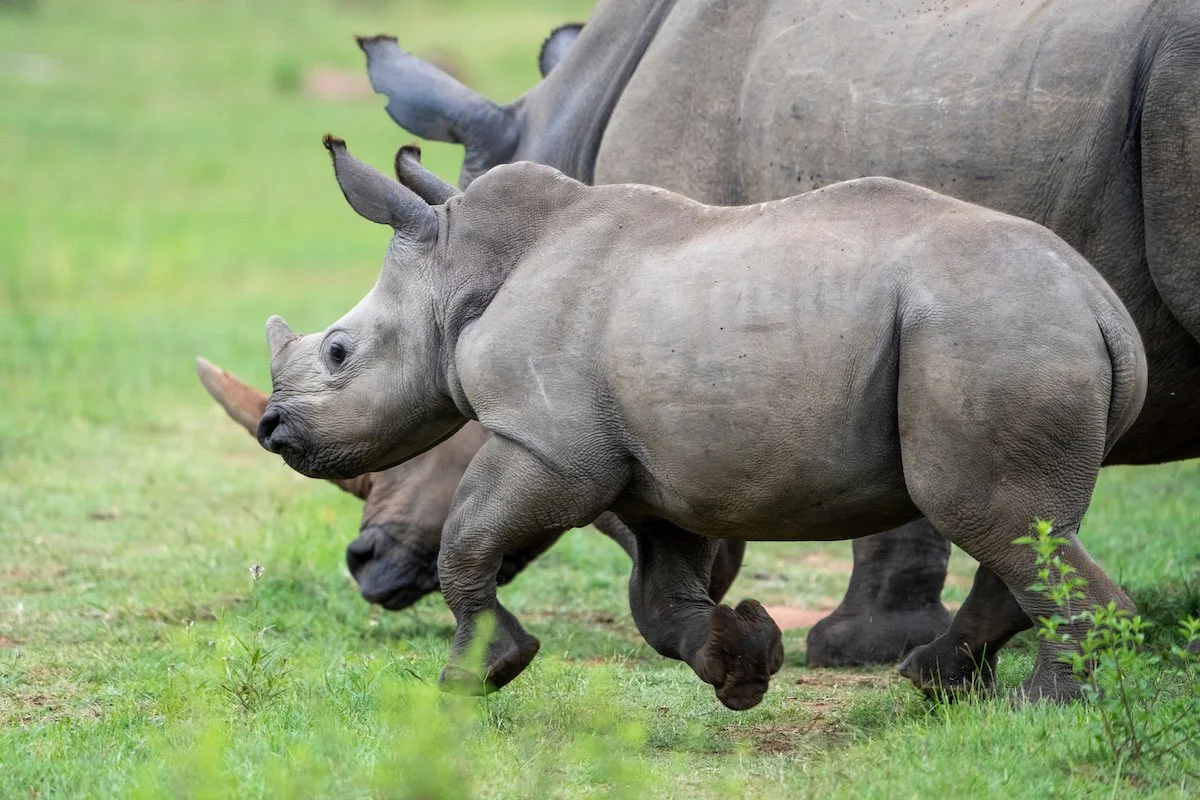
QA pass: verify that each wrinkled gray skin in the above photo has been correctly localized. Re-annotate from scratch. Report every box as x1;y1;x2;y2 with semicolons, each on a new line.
258;137;1146;708
358;0;1200;668
194;357;744;608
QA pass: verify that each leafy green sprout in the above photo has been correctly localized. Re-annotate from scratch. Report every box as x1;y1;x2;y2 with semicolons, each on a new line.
1016;519;1200;779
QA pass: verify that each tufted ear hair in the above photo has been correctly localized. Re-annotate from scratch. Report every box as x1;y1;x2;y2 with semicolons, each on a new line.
323;134;437;241
538;23;583;78
394;143;461;205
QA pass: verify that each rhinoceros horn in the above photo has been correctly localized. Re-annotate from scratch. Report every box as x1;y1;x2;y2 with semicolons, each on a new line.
194;357;372;500
356;34;517;176
393;144;460;205
323;134;437;241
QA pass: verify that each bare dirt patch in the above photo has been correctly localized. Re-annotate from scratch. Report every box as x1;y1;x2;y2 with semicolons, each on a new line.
763;605;831;630
794;669;897;691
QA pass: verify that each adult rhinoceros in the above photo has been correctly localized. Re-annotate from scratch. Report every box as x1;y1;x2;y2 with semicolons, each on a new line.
256;137;1145;707
344;0;1200;668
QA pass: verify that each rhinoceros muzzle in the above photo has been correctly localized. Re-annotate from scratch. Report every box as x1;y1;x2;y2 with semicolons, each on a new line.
257;406;298;457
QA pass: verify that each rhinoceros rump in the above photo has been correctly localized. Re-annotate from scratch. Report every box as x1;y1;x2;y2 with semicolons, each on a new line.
258;138;1145;708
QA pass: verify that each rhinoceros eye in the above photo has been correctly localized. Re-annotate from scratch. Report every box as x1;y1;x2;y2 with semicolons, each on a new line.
328;341;347;367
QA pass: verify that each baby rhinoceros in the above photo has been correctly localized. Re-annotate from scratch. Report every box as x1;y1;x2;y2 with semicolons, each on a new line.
259;136;1146;709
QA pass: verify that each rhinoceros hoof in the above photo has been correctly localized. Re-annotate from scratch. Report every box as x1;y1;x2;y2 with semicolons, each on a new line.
1011;662;1083;705
439;631;541;695
699;599;785;711
806;605;952;668
897;637;997;699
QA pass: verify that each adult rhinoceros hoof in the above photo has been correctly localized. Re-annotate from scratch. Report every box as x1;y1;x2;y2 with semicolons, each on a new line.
698;599;784;711
1011;662;1083;705
806;605;952;668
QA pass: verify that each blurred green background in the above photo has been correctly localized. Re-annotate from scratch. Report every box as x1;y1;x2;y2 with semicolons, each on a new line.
1;1;1198;797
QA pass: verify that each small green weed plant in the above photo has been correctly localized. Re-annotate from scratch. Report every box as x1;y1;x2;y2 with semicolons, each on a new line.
168;563;293;715
1016;520;1200;779
215;563;292;713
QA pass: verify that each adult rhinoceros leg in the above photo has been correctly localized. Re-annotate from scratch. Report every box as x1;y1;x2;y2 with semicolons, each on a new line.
437;435;621;694
806;519;952;667
625;519;782;711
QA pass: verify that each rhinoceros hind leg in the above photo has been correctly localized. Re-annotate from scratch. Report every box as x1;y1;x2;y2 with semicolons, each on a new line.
806;519;952;667
897;564;1029;698
706;539;747;605
594;511;746;604
698;599;784;710
627;520;780;710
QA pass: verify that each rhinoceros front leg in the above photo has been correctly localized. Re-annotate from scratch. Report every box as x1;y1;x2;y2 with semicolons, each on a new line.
626;520;782;711
436;435;620;694
806;518;952;667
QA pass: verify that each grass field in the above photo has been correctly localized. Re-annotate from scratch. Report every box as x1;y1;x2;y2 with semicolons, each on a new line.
2;1;1199;797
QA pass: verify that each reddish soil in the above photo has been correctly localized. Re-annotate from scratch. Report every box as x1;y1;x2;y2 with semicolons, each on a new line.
763;605;831;631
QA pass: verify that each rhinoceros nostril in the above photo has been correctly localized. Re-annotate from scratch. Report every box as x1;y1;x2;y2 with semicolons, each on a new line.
257;407;283;451
345;537;375;577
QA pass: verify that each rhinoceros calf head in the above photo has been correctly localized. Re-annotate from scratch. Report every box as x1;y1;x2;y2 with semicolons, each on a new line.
258;137;465;480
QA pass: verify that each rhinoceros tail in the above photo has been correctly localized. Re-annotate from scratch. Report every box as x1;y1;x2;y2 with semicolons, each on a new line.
1093;303;1148;457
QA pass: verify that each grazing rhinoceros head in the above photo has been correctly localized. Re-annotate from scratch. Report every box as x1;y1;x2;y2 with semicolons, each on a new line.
257;137;467;480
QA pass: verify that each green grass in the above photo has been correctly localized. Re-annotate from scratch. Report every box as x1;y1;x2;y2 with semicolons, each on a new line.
2;0;1199;797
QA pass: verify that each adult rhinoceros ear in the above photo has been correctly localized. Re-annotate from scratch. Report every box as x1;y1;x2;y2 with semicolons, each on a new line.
394;144;461;205
538;23;583;78
323;135;437;242
356;35;517;171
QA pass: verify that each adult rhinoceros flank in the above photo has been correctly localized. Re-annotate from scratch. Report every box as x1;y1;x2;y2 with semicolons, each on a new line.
257;137;1145;708
355;0;1200;668
194;357;745;607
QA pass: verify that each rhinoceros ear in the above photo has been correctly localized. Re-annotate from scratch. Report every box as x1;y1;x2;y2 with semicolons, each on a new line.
323;135;437;241
357;34;517;168
394;143;461;205
266;315;296;360
538;23;583;78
